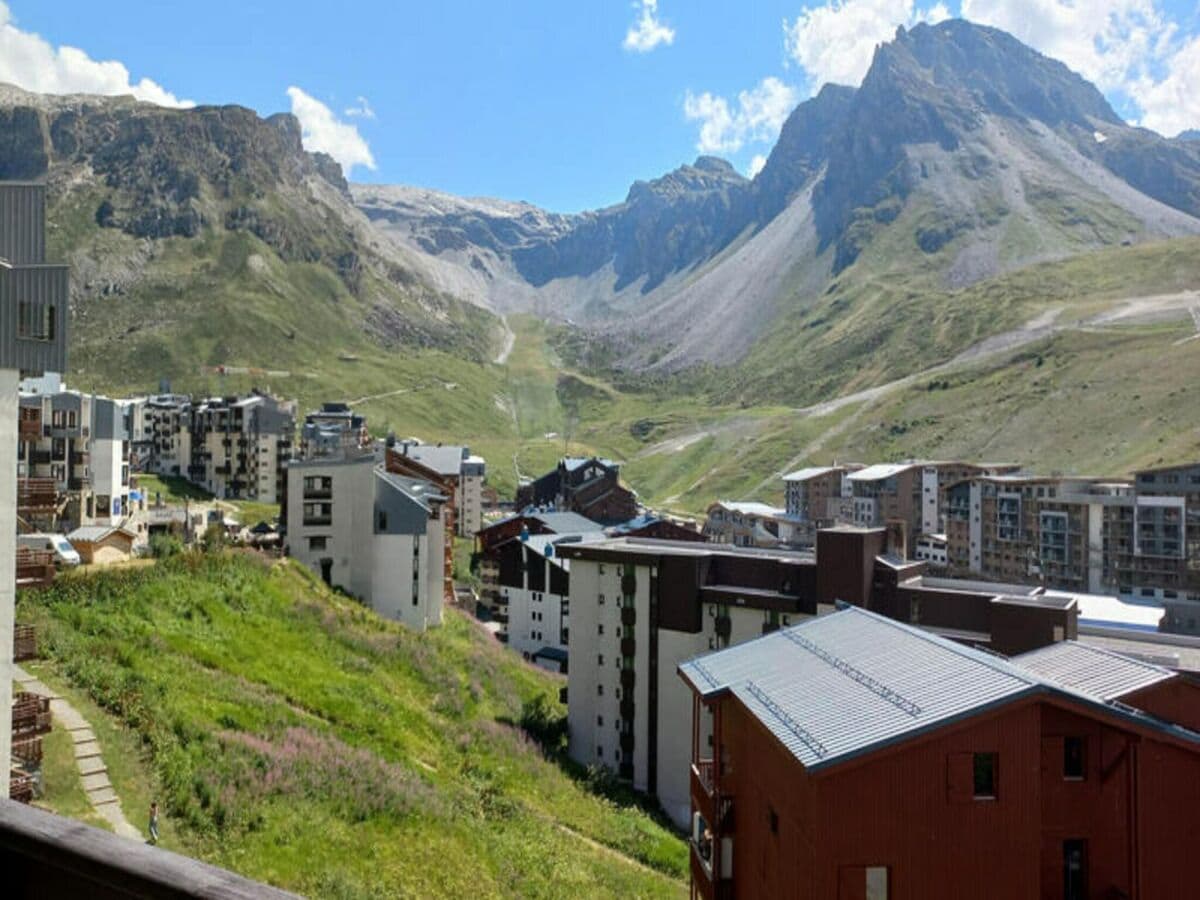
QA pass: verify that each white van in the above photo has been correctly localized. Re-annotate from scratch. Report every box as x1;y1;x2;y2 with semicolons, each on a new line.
17;533;82;567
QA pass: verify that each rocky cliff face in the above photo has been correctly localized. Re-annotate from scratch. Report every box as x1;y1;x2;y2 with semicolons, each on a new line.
0;83;493;375
353;19;1200;373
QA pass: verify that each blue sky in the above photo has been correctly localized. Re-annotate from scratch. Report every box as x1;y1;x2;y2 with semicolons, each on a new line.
2;0;1199;212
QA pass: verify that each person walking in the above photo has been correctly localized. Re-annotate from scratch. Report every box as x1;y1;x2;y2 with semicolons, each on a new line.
148;801;160;845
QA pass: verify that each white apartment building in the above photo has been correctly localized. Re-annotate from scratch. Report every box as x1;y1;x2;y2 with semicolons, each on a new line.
190;394;295;502
391;441;486;537
139;394;192;477
17;389;131;528
556;538;820;828
493;530;608;670
286;454;447;632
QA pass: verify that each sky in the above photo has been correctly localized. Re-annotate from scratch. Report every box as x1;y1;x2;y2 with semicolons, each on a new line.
2;0;1199;212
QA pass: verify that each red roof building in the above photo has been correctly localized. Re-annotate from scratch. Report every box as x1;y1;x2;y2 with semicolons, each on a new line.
679;607;1200;900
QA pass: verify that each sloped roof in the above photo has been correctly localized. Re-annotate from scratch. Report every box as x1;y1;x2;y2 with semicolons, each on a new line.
375;470;446;511
399;445;467;476
782;466;840;482
711;501;786;518
681;607;1200;773
1011;641;1175;701
67;525;135;543
680;607;1038;770
845;463;917;482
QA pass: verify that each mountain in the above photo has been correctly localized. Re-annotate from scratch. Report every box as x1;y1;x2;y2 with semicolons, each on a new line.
0;83;497;391
355;20;1200;380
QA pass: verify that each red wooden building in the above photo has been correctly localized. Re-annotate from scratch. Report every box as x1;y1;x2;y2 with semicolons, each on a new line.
679;607;1200;900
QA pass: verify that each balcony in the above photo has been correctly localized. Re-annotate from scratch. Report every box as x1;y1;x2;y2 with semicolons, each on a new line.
621;637;636;658
303;488;333;501
621;606;636;627
17;478;58;512
620;698;635;720
0;797;300;898
621;573;637;595
620;668;635;691
689;839;734;900
619;732;634;753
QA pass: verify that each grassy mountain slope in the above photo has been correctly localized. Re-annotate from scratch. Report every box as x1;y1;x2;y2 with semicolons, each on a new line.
18;554;685;898
0;83;499;397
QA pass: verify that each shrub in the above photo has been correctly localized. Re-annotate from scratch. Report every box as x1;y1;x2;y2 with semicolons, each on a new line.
519;693;567;753
149;534;184;559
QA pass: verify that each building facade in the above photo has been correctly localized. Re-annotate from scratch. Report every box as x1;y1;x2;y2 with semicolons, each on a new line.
515;457;637;525
17;389;130;530
188;394;294;502
703;501;799;549
679;608;1200;900
390;440;486;537
285;454;446;632
1;181;70;790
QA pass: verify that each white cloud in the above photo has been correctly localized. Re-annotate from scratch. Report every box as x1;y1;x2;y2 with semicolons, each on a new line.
684;77;799;154
961;0;1171;94
344;95;375;119
1128;33;1200;136
623;0;675;53
748;154;768;178
0;1;191;107
286;86;376;175
783;0;950;91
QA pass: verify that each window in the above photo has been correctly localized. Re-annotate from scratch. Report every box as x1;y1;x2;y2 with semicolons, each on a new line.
596;746;603;758
768;806;779;834
597;716;603;727
598;593;605;605
598;654;604;666
598;623;604;636
377;509;388;531
1064;737;1085;780
1063;840;1087;900
308;536;327;551
973;752;997;799
597;685;603;696
17;301;56;342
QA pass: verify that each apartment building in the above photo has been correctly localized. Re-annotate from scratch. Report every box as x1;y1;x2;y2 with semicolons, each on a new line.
945;466;1200;633
390;441;486;537
476;510;603;640
516;456;637;525
17;389;131;529
680;608;1200;899
781;466;857;543
703;501;798;548
1;180;70;792
492;529;609;670
840;461;1021;547
188;393;295;502
556;525;1102;828
138;394;192;476
285;453;447;632
298;402;368;460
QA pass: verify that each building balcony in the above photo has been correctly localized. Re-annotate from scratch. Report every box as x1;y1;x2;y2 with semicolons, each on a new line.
620;668;635;691
303;489;333;501
17;478;58;512
621;606;636;627
620;637;636;658
619;731;634;754
621;573;637;595
689;839;733;900
620;698;635;720
302;517;332;528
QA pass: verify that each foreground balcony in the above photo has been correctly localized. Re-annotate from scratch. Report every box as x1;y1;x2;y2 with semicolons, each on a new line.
0;798;298;898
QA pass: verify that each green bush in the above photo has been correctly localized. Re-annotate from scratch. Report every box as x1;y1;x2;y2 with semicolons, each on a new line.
149;534;184;559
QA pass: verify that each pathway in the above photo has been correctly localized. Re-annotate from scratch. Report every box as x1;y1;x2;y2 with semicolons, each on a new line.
494;314;516;365
14;665;142;840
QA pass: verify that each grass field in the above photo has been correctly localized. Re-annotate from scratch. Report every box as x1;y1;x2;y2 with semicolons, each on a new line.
17;553;687;898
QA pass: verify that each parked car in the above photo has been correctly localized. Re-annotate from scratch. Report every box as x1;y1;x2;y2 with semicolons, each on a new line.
17;533;82;567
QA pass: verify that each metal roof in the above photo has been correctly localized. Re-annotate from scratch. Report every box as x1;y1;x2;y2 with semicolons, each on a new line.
782;466;840;482
679;607;1038;770
845;463;917;482
68;525;135;543
710;501;786;518
1011;641;1175;701
398;444;468;476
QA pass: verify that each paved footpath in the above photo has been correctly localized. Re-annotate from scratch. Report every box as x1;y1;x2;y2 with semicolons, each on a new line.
14;665;143;840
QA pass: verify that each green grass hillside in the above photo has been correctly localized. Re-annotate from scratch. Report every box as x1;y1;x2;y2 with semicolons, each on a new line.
18;554;686;898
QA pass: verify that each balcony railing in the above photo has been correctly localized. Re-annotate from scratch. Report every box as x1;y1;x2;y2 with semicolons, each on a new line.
17;478;58;511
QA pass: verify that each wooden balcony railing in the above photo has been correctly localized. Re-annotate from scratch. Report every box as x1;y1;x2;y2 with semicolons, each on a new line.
13;625;37;662
15;549;55;589
17;478;58;512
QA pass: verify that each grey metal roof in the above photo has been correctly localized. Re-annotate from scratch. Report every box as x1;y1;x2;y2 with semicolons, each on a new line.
1011;641;1175;701
68;525;134;543
679;607;1039;770
375;470;447;511
528;511;604;533
400;444;468;476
